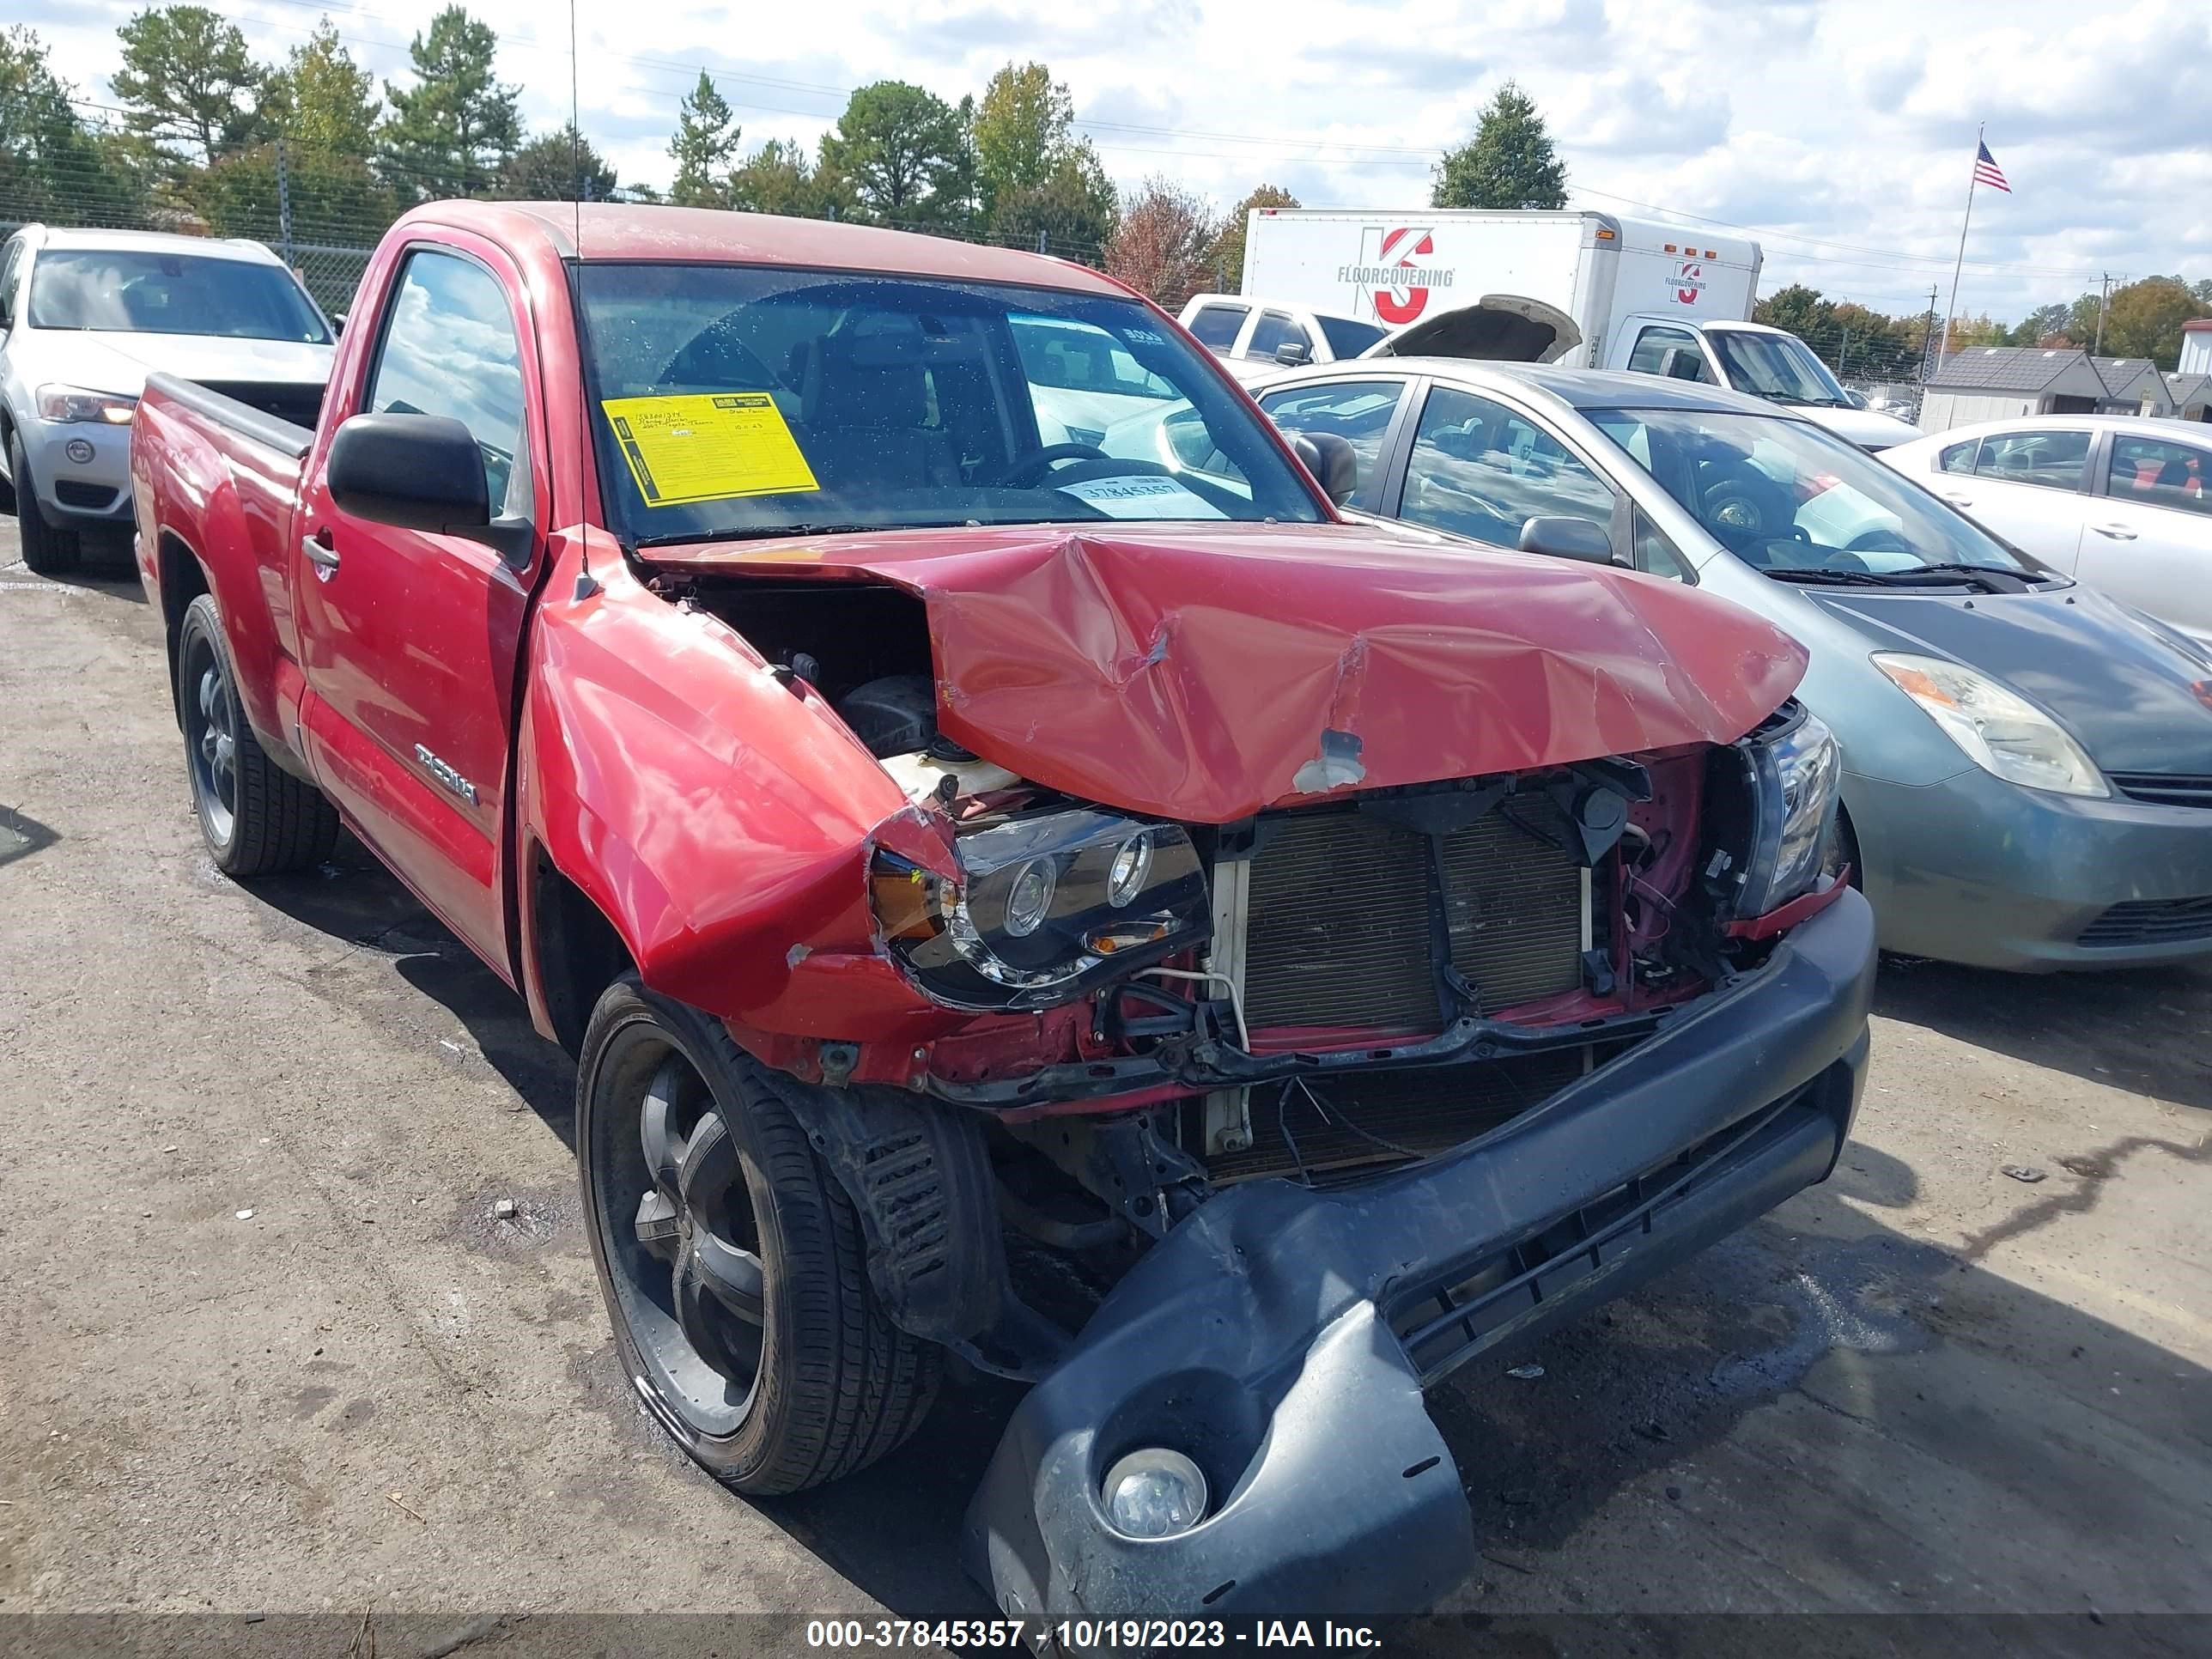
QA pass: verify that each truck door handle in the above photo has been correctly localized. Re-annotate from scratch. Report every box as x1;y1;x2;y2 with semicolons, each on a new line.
301;532;340;572
2090;524;2138;540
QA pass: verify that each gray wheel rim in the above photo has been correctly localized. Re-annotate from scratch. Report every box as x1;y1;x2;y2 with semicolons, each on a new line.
182;629;237;847
590;1027;768;1438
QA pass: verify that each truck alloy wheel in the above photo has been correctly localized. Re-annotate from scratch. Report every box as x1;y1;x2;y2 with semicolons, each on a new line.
575;975;937;1494
182;621;241;849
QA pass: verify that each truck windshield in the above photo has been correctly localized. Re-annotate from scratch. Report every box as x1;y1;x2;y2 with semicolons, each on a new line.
1316;316;1387;357
574;263;1326;544
28;250;330;343
1587;406;2047;583
1705;329;1850;408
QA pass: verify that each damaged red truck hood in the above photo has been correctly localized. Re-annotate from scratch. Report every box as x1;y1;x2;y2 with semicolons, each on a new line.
651;521;1806;823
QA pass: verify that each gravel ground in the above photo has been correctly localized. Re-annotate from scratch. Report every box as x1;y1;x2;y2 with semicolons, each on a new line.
3;526;2208;1648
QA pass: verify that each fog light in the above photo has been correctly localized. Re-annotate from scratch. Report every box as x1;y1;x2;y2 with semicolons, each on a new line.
65;439;96;465
1102;1448;1207;1538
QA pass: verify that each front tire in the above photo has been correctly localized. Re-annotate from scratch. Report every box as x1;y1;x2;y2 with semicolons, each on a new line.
177;593;340;874
577;975;939;1495
10;434;80;575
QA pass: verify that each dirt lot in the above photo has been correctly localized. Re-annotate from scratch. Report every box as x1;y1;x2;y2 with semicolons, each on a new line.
3;525;2209;1646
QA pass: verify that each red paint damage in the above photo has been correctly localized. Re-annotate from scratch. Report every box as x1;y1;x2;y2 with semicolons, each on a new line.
647;520;1808;823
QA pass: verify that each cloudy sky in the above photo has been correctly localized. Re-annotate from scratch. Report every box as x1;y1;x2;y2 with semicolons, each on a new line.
32;0;2212;323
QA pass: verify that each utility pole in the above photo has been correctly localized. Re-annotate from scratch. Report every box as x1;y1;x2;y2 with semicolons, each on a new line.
2094;272;2111;355
1920;285;1940;386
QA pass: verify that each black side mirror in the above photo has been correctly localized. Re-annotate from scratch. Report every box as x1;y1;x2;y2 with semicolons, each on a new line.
1273;340;1312;367
1659;346;1704;382
329;413;489;532
331;312;347;337
1518;515;1618;565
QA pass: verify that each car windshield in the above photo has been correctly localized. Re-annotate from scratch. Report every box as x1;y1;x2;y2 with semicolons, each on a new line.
28;249;330;343
574;264;1324;544
1316;315;1387;357
1705;329;1850;407
1587;406;2046;581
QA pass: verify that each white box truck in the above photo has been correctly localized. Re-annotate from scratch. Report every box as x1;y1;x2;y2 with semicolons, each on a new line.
1202;209;1918;448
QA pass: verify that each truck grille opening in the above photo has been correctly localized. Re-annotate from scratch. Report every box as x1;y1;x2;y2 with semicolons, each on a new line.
1241;794;1588;1031
1208;1049;1588;1184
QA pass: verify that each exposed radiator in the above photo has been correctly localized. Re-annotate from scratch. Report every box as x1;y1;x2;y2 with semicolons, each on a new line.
1240;795;1589;1032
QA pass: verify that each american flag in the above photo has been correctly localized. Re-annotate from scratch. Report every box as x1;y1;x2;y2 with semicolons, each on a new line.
1972;141;2012;193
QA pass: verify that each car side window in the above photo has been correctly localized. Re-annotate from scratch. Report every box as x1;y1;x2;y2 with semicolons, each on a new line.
1255;380;1405;503
1938;439;1979;473
2106;434;2211;518
1972;429;2088;491
365;249;529;519
1627;325;1708;382
1186;304;1247;350
1245;311;1310;362
1399;385;1616;549
1632;507;1697;581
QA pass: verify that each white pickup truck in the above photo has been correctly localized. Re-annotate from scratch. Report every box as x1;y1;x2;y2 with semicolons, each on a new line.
1176;295;1389;384
1224;209;1920;451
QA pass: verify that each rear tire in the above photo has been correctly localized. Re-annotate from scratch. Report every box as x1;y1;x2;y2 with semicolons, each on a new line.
177;593;340;875
576;975;939;1495
10;434;80;575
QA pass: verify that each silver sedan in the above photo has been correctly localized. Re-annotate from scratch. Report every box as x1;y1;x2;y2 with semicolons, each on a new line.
1239;358;2212;971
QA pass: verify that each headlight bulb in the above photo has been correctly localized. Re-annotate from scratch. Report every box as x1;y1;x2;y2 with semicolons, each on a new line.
1102;1448;1208;1538
1002;858;1056;937
1106;831;1153;908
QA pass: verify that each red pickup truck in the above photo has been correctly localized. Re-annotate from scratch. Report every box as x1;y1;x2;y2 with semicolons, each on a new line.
131;202;1875;1620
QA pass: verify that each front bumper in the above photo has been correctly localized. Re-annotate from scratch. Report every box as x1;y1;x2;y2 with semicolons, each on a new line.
18;414;134;524
1846;765;2212;969
963;890;1876;1620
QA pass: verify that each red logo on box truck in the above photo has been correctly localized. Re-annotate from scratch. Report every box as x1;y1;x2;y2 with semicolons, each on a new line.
1340;227;1457;325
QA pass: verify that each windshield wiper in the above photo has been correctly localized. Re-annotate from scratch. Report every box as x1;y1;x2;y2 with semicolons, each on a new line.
1762;567;1895;586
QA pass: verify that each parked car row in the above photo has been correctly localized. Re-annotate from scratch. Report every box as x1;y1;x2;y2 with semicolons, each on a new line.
7;201;2208;1630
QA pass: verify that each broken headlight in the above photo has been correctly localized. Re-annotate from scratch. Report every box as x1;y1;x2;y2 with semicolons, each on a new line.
871;810;1210;1011
1732;705;1841;918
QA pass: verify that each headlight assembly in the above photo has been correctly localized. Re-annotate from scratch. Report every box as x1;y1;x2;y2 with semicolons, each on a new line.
1732;705;1842;919
36;384;137;425
1872;653;2107;799
871;810;1210;1011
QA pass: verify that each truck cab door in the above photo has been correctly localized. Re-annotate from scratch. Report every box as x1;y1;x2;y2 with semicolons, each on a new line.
292;234;549;981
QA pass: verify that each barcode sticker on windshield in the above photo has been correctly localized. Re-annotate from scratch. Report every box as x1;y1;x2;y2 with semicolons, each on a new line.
1055;474;1227;520
600;392;819;507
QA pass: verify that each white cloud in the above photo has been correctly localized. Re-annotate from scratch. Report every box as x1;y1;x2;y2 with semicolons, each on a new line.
29;0;2212;321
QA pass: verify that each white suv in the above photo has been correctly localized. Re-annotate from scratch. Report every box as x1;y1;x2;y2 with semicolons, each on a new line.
0;226;335;573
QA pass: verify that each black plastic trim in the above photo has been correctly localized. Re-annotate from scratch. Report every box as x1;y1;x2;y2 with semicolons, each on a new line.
143;372;316;460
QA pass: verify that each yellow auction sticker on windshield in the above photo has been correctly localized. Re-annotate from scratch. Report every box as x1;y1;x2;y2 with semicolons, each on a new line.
599;392;819;507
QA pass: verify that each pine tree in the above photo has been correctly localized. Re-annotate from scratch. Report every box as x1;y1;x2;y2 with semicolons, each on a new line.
668;70;739;207
1432;82;1566;211
379;6;520;202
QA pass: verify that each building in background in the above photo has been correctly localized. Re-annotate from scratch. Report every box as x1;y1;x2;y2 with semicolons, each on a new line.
2179;320;2212;378
1917;347;2113;432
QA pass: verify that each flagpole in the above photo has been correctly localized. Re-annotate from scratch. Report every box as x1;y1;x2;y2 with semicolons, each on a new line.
1938;124;1983;366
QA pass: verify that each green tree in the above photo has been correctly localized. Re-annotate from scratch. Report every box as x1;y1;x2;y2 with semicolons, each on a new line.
0;27;151;227
818;80;971;228
726;137;847;218
2098;277;2206;368
197;141;392;249
668;70;739;207
1432;81;1565;210
259;20;380;160
111;5;264;166
1206;183;1297;290
1751;283;1836;340
988;144;1116;260
495;123;616;200
2005;301;2077;347
1102;175;1216;308
972;61;1070;216
380;5;520;201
